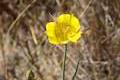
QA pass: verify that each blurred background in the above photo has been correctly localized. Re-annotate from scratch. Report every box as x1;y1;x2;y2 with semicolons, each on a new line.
0;0;120;80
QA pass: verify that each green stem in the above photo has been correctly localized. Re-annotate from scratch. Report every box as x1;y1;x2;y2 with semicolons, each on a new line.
63;44;67;80
72;56;80;80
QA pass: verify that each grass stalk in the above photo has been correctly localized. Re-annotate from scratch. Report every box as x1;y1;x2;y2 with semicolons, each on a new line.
72;56;80;80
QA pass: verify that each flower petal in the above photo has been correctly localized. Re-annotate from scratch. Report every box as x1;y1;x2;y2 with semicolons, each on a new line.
69;31;82;42
60;40;69;44
46;22;59;44
70;15;80;32
57;14;80;32
46;22;56;37
57;14;71;24
48;36;59;45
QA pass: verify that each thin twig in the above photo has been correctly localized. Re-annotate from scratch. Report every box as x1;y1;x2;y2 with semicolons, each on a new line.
72;55;81;80
18;41;44;80
80;0;94;18
1;48;7;80
25;41;44;80
29;25;38;45
1;38;8;80
7;0;37;34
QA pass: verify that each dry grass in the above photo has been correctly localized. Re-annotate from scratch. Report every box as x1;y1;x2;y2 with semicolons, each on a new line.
0;0;120;80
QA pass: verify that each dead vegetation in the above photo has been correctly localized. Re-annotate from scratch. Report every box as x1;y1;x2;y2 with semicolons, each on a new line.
0;0;120;80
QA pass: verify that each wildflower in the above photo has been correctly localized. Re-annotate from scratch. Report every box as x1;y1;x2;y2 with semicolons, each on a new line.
46;14;82;45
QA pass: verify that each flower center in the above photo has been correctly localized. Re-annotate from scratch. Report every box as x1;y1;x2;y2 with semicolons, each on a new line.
55;23;71;42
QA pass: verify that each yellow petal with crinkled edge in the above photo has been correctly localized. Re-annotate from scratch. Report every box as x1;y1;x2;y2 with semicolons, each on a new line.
48;36;59;45
57;14;71;24
48;36;69;45
46;22;56;37
46;22;59;44
69;31;82;42
57;14;80;32
70;15;80;32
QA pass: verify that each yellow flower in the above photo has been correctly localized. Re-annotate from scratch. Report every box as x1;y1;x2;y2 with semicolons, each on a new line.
46;14;82;45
